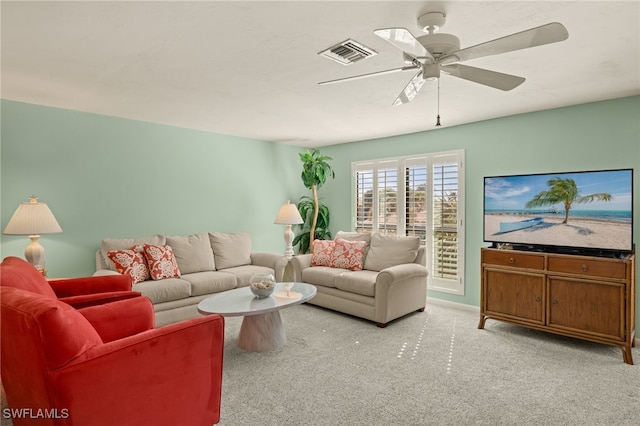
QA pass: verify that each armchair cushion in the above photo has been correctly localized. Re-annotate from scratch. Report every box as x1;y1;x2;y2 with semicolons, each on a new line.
49;274;133;296
58;291;142;310
79;297;155;343
0;256;56;298
2;287;103;370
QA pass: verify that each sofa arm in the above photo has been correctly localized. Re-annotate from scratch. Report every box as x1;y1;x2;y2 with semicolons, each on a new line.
251;252;289;282
49;274;133;297
250;252;283;268
291;254;312;282
52;315;225;426
79;296;155;343
376;263;428;287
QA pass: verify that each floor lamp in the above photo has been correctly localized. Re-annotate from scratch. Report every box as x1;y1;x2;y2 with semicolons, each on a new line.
3;196;63;275
274;201;304;260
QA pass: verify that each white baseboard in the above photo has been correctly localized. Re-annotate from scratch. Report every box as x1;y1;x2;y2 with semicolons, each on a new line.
426;297;479;313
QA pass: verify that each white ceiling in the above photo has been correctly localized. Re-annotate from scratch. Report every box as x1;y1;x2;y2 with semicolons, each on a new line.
2;1;639;148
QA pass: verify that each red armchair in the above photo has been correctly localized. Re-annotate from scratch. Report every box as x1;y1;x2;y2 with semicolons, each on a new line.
1;256;140;309
1;258;225;426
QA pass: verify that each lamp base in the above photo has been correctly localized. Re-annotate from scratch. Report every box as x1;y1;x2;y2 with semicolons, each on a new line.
25;235;47;275
283;225;295;261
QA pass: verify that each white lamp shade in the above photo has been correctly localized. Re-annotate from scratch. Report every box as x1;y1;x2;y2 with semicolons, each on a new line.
274;201;304;225
3;196;63;235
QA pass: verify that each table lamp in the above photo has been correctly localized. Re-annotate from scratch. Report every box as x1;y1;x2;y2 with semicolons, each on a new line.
274;200;304;260
3;196;63;274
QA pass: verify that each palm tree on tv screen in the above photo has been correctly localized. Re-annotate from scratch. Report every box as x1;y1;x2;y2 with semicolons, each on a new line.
525;178;612;224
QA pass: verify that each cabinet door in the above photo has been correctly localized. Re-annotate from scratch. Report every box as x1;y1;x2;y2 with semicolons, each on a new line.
483;269;545;324
547;277;624;341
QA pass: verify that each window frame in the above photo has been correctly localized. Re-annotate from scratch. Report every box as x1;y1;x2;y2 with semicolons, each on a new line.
352;149;465;295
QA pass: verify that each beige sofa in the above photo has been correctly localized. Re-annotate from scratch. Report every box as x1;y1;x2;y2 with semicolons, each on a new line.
291;231;428;327
95;232;287;326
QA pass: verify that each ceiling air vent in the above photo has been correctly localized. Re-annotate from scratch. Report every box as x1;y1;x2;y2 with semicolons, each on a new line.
318;39;377;66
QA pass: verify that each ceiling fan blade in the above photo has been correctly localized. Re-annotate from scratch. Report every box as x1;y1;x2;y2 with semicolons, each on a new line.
441;64;525;91
318;66;418;85
374;28;434;62
393;70;426;106
439;22;569;65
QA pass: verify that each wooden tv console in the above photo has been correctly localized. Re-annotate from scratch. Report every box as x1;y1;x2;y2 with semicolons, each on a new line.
479;248;636;364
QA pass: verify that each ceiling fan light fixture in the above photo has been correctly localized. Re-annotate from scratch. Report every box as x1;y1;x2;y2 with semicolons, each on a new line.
417;11;446;33
423;63;440;80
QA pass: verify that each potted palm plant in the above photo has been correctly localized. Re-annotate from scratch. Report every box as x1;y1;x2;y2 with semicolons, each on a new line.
293;149;335;254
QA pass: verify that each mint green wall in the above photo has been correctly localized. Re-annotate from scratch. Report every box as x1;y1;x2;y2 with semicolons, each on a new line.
320;96;640;323
1;100;304;277
2;97;639;326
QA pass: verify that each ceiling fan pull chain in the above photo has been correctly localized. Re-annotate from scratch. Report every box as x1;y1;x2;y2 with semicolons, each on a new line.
436;78;442;127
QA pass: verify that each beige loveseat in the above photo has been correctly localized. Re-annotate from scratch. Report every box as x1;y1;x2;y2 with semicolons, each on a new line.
291;231;428;327
95;232;286;326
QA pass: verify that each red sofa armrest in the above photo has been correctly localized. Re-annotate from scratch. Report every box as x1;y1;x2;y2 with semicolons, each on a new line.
60;291;141;309
51;315;225;426
49;274;133;297
79;297;155;342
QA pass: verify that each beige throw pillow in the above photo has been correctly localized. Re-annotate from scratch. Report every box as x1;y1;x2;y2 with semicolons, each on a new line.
209;232;252;270
165;233;216;274
363;234;420;272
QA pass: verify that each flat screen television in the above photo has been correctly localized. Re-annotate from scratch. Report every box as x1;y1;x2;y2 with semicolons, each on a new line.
483;168;634;257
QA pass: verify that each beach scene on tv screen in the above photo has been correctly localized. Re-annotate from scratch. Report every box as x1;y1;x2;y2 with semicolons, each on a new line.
484;170;633;251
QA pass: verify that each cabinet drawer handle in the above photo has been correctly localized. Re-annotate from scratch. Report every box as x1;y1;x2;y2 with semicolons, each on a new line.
535;296;541;302
552;299;558;305
509;257;515;264
581;264;588;272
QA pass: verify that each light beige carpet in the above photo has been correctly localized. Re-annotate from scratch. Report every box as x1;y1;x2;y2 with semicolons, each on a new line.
2;302;638;425
217;302;639;426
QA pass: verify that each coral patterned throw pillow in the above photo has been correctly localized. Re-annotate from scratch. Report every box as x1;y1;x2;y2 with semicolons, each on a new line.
311;240;335;267
143;244;181;280
331;238;367;271
107;246;150;284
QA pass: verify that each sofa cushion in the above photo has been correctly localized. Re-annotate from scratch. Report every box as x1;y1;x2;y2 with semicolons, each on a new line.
311;240;335;267
300;266;345;289
209;232;252;270
334;231;372;244
220;265;276;287
107;247;150;284
143;244;181;280
166;233;216;274
334;270;379;297
363;234;420;272
332;239;367;271
133;278;191;304
180;271;237;297
100;235;166;271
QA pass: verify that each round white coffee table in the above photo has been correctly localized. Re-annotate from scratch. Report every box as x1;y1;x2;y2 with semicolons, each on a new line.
198;282;316;352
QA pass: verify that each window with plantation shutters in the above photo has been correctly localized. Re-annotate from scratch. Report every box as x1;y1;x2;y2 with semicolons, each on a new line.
353;150;465;295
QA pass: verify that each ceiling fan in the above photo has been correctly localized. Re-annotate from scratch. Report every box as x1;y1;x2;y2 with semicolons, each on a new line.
319;11;569;109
